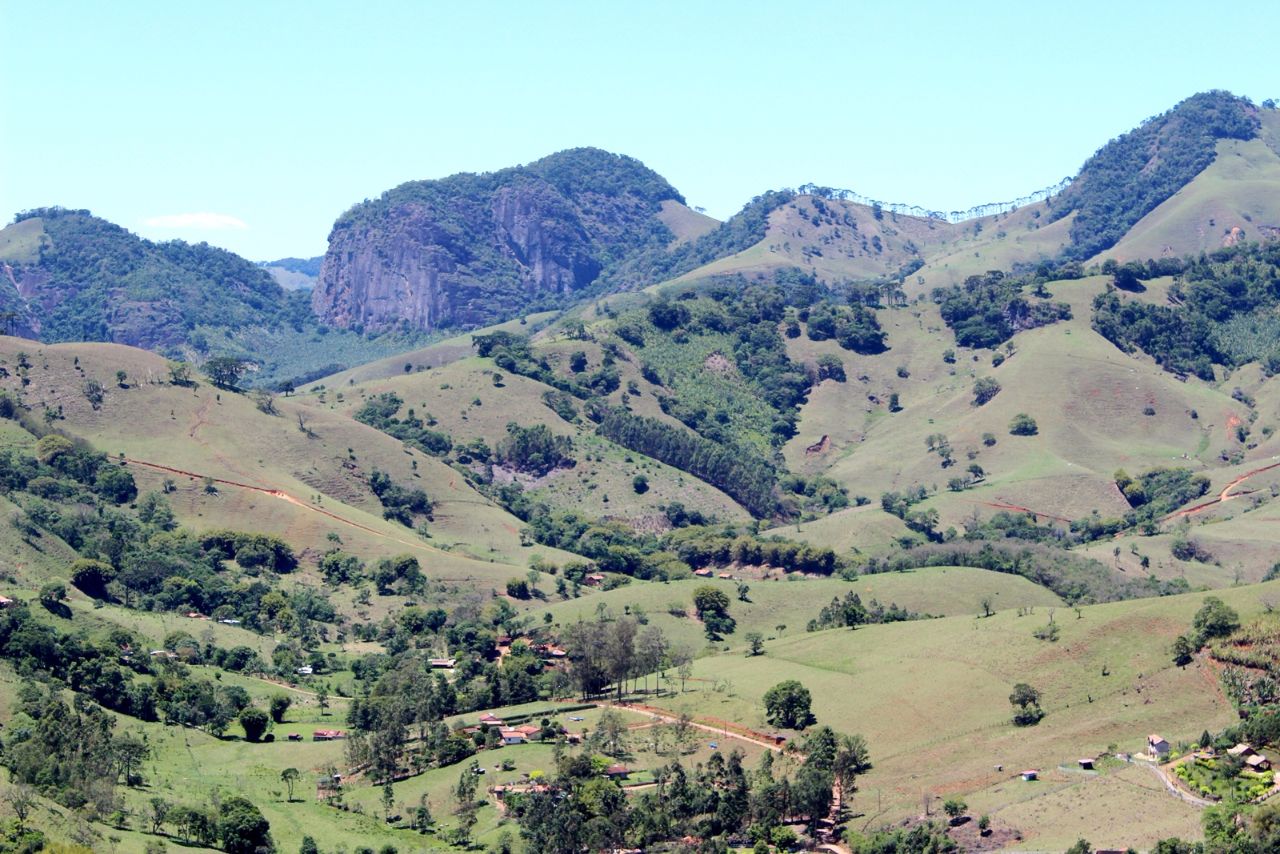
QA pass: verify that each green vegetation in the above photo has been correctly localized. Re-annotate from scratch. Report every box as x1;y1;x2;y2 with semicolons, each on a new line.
935;269;1073;348
1051;90;1260;258
762;679;814;729
1093;242;1280;379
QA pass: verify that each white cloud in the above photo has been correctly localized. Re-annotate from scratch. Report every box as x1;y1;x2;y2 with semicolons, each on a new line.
143;212;248;230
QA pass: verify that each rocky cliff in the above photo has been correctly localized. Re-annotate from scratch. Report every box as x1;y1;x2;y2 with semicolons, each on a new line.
312;148;685;333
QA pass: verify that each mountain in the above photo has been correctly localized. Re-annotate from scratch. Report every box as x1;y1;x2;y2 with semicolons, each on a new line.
311;147;694;333
0;207;301;348
10;93;1280;854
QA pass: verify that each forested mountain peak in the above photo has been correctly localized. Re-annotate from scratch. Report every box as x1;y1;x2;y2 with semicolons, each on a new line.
1049;90;1262;259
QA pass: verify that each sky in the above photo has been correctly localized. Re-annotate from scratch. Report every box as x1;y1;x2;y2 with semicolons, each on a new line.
3;0;1279;261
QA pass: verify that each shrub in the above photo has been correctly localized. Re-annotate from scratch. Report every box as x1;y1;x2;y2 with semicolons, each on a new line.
1009;413;1038;436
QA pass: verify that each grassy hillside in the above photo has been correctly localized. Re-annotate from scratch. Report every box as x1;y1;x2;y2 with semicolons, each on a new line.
529;567;1063;651
647;581;1280;850
656;199;719;244
1096;137;1280;263
0;337;569;591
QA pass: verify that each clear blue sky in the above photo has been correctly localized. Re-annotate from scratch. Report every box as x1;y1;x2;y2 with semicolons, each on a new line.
3;0;1278;260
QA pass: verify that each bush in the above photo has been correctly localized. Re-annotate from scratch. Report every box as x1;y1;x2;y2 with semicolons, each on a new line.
1009;414;1038;436
239;708;270;742
972;377;1002;406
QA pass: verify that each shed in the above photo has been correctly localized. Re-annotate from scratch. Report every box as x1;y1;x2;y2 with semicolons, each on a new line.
1246;754;1272;771
313;729;346;741
604;764;631;779
478;713;506;726
1078;758;1094;770
1020;769;1038;781
693;568;713;577
1147;734;1170;757
429;658;457;669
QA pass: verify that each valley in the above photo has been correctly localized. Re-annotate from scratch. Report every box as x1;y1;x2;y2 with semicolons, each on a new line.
1;89;1280;854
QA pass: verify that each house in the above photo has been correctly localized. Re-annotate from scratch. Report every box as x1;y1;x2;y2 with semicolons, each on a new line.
514;724;542;739
428;658;456;669
295;665;313;676
1020;769;1038;781
0;595;15;608
149;650;177;660
564;732;583;744
478;713;505;727
1078;758;1094;770
717;572;733;580
498;728;527;745
693;568;713;577
1228;743;1258;759
603;764;631;779
312;729;346;741
218;618;241;625
1247;754;1272;771
584;573;606;586
1148;735;1171;758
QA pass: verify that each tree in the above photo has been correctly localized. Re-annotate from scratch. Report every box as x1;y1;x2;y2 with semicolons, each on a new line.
381;780;395;821
115;369;128;387
763;680;814;729
632;474;649;494
280;768;299;802
83;378;106;409
972;377;1002;406
943;798;967;820
569;351;588;373
745;632;764;656
239;707;270;742
3;785;35;833
167;360;193;386
1193;596;1240;645
205;356;250;390
217;796;273;854
1009;413;1038;436
37;581;66;606
148;797;170;835
316;685;330;716
299;837;320;854
269;695;292;724
693;585;734;639
1172;635;1194;666
1009;682;1044;726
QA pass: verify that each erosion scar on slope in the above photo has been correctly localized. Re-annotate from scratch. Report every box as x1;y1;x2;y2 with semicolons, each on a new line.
121;457;453;557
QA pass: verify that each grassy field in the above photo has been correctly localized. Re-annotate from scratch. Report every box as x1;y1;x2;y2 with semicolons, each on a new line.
638;581;1280;849
0;216;48;264
305;311;561;389
529;568;1063;653
655;199;719;244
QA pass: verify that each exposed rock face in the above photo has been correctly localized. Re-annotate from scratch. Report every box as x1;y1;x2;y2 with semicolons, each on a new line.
313;148;682;333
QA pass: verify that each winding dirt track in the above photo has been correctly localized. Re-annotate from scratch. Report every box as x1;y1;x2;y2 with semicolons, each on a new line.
980;500;1073;523
121;457;453;557
1163;459;1280;521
